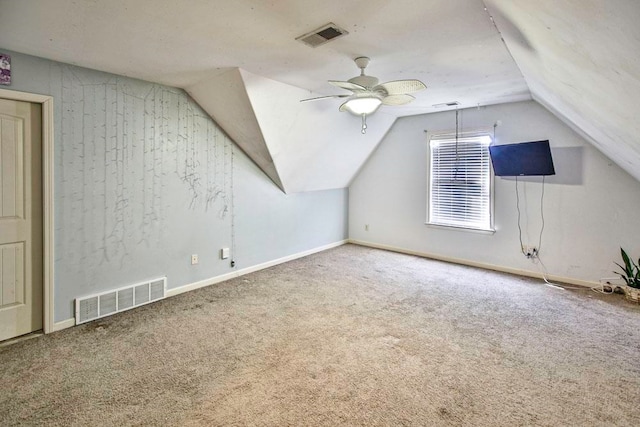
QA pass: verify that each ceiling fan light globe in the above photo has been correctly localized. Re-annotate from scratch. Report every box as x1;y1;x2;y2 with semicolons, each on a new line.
343;97;382;115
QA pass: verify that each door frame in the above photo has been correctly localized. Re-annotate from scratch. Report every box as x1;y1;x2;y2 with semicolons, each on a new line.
0;88;54;334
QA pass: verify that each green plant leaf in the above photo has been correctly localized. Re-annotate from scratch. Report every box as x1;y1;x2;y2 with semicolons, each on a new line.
614;266;632;286
621;248;633;272
615;260;632;277
617;248;640;288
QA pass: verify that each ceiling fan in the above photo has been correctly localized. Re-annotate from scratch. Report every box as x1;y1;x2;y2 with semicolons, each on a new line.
301;56;427;133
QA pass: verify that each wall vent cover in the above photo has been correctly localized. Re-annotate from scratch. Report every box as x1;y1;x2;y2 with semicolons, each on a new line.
75;277;166;325
296;23;349;48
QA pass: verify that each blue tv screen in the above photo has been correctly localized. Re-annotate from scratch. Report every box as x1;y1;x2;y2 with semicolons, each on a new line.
489;140;555;176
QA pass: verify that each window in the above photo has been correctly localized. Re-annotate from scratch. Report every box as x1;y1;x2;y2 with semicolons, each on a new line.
428;132;493;231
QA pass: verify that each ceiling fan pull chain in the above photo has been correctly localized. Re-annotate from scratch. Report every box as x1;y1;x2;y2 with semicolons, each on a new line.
361;114;368;134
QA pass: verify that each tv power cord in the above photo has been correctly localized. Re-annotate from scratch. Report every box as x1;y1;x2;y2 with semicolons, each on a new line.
527;250;619;294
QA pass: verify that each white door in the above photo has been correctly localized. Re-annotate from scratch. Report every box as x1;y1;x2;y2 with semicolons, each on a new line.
0;98;42;341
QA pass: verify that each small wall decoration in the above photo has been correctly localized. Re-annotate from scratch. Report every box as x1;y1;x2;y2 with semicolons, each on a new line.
0;54;11;85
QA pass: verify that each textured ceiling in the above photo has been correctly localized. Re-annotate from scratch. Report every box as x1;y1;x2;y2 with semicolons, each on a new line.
485;0;640;183
0;0;637;190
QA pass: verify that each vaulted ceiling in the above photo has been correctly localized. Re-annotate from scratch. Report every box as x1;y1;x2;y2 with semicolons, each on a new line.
0;0;638;192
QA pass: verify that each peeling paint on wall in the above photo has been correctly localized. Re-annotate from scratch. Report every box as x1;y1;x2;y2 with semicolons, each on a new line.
56;66;232;274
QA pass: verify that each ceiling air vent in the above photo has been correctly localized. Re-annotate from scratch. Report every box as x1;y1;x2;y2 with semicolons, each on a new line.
296;23;348;48
433;101;460;108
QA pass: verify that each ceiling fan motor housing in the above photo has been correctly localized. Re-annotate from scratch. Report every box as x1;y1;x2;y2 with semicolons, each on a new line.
351;57;380;90
349;75;380;89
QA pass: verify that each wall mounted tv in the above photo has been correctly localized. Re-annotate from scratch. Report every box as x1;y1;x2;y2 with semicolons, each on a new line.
488;140;555;176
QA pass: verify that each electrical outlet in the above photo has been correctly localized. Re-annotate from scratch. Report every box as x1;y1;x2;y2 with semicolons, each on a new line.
221;248;230;259
522;246;538;258
191;254;199;265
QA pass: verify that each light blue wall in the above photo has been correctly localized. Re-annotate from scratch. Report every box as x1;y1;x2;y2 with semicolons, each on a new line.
1;49;348;322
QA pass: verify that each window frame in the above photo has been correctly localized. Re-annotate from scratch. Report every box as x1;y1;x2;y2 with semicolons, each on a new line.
426;129;495;233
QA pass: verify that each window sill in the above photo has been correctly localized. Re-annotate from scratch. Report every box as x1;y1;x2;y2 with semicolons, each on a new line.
425;222;496;235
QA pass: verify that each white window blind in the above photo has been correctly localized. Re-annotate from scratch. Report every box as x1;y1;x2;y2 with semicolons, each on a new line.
428;134;493;231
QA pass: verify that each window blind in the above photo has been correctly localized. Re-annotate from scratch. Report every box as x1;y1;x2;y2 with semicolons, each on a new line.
428;135;492;231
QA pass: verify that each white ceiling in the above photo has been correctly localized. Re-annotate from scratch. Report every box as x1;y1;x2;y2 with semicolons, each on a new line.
486;0;640;183
0;0;638;191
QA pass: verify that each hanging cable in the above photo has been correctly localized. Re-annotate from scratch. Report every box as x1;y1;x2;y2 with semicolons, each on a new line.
492;121;497;144
523;176;611;294
514;166;617;294
530;252;610;292
515;176;526;255
531;253;564;289
454;108;460;180
230;142;236;269
516;175;547;256
537;176;546;253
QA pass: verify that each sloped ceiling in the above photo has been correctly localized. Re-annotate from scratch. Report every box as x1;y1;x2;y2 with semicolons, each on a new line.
186;68;396;193
485;0;640;182
0;0;638;190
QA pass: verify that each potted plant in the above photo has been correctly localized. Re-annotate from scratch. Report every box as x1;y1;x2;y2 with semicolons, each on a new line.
615;248;640;302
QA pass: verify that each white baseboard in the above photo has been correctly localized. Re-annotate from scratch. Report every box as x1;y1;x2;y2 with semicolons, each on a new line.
50;240;348;333
44;238;597;334
166;239;348;298
53;318;76;332
348;239;598;288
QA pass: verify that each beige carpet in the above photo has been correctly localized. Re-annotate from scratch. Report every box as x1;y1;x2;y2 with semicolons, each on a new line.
1;244;639;426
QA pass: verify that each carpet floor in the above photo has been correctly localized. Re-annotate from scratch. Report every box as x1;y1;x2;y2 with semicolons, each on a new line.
1;244;639;426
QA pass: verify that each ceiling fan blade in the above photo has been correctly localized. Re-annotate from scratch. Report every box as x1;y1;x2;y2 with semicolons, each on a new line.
381;94;415;106
328;80;367;92
300;94;349;103
375;79;427;95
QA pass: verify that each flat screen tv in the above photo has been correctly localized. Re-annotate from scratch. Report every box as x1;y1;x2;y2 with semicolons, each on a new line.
488;140;555;176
